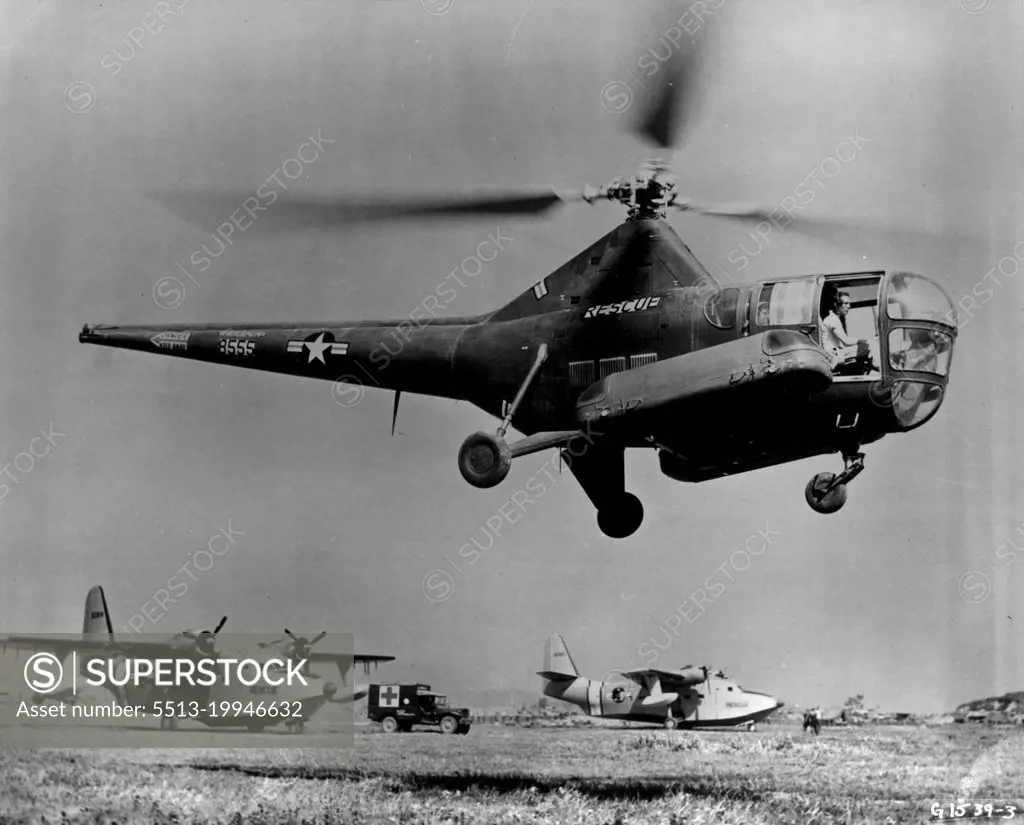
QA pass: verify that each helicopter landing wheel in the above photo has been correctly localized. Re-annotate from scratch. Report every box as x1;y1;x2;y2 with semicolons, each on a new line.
596;493;644;538
805;451;864;515
458;431;512;488
457;343;548;489
804;473;847;514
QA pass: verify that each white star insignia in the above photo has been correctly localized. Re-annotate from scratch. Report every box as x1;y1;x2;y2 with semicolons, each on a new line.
304;333;331;364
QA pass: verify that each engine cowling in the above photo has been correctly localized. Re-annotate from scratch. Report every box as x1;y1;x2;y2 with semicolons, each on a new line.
672;666;707;688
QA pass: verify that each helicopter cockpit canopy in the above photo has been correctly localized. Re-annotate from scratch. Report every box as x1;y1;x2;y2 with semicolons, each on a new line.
886;272;955;324
882;272;957;428
738;270;957;429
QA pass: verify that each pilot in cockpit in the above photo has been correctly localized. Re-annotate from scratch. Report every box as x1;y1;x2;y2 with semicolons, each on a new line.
820;291;871;373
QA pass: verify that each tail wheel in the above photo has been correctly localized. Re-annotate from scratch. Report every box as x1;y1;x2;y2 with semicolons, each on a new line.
381;716;400;734
804;472;847;514
458;432;512;488
439;715;459;735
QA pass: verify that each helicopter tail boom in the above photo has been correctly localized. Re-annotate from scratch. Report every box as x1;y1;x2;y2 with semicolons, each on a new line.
79;320;477;401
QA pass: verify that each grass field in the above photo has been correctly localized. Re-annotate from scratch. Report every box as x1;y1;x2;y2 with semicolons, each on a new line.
1;723;1022;824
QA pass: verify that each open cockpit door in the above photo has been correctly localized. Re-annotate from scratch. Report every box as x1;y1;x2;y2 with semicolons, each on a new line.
818;272;884;382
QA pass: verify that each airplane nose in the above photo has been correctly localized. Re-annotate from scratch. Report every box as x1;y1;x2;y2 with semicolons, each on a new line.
777;699;785;709
323;682;337;698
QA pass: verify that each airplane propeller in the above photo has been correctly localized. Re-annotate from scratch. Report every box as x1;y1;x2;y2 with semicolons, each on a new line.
283;629;327;659
181;615;227;654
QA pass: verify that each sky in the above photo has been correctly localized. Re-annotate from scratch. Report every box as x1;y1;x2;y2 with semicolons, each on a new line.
1;0;1022;715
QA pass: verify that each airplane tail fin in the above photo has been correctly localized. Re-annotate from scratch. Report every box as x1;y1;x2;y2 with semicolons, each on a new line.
82;586;113;637
537;633;579;682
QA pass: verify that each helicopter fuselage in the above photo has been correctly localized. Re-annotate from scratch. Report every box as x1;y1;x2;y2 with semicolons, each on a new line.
79;218;957;535
80;275;955;481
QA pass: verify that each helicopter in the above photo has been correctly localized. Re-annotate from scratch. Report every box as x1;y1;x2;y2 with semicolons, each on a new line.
78;15;958;539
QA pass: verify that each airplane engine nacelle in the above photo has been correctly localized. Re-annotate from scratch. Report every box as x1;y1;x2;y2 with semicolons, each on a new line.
672;667;706;688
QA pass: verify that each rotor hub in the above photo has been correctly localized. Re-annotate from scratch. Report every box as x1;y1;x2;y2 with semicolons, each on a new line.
598;163;680;221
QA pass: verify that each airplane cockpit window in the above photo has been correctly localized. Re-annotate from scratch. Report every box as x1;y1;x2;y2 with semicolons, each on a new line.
756;281;816;327
703;288;739;329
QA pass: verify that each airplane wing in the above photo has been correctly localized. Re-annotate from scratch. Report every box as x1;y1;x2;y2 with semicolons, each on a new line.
1;633;182;659
307;652;395;684
354;653;395;666
621;666;706;692
308;652;395;667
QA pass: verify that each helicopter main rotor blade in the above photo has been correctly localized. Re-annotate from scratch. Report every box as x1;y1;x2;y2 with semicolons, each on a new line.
634;44;702;150
153;189;589;233
631;4;712;151
677;200;991;260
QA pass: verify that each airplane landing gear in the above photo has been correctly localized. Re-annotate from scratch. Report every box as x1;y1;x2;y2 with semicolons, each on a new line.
597;493;644;539
458;344;547;489
805;451;865;515
287;720;306;734
663;716;678;730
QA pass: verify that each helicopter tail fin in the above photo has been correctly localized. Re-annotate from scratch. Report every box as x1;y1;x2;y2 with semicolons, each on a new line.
486;217;716;324
485;223;648;323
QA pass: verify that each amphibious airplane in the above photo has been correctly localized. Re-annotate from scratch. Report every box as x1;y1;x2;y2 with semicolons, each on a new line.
10;586;124;710
78;12;958;537
3;585;394;733
538;634;783;730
